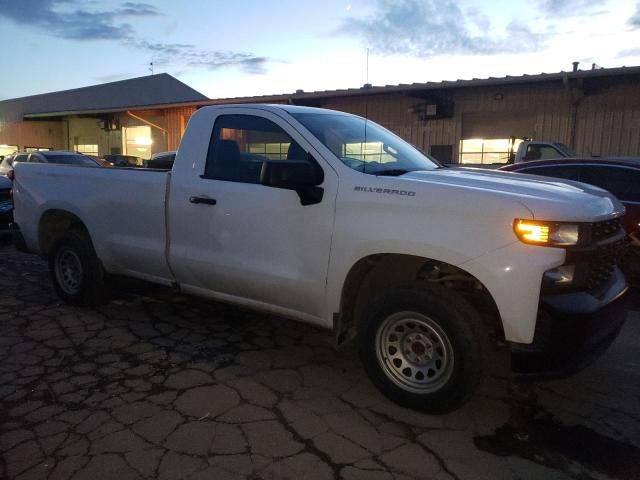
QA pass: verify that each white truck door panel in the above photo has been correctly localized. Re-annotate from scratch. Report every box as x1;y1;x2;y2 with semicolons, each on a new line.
168;107;337;321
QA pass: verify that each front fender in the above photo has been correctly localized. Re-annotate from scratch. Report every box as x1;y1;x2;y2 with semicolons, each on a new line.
459;242;565;343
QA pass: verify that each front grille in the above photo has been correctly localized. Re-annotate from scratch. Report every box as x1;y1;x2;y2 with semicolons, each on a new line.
546;219;627;295
584;239;625;291
591;217;623;243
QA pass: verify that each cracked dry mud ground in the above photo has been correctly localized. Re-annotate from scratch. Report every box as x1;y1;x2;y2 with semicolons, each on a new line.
1;243;639;480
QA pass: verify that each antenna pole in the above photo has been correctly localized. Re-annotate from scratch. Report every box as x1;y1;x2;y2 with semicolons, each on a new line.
149;61;154;75
363;48;369;174
366;48;369;84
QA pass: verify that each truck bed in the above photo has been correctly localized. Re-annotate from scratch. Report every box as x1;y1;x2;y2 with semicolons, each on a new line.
13;163;173;283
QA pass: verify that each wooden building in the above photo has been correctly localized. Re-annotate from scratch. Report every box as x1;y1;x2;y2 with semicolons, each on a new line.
204;64;640;165
0;74;206;159
1;65;639;165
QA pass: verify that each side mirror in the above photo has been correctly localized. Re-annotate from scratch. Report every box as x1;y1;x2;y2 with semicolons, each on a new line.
260;158;324;206
260;160;322;188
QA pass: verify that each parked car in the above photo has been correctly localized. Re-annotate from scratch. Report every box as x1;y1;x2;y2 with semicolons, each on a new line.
500;158;640;237
0;154;15;176
102;154;143;167
11;105;629;413
4;151;100;180
0;175;12;235
83;154;113;167
145;151;176;170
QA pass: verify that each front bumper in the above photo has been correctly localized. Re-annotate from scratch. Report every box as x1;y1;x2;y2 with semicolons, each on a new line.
511;267;628;381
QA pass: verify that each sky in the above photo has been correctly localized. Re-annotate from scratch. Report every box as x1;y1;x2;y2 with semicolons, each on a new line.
0;0;639;100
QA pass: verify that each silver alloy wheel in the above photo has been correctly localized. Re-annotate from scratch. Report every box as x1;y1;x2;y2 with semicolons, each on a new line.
55;248;83;295
375;311;454;394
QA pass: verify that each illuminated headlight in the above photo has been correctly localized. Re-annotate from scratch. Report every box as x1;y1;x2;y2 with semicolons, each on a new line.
543;265;575;285
514;219;580;247
550;224;579;245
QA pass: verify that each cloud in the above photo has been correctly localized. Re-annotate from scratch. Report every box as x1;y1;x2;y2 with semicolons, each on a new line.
617;47;640;57
539;0;608;16
340;0;543;57
118;2;160;16
136;41;270;74
629;3;640;29
0;0;272;74
0;0;159;40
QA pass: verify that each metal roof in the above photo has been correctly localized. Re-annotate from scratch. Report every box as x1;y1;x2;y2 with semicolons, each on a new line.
0;74;207;118
3;64;639;120
200;65;640;105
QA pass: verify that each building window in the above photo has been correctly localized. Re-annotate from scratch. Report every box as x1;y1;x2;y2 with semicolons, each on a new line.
248;142;291;160
459;138;522;165
75;144;99;155
343;141;396;164
0;144;18;157
25;147;52;152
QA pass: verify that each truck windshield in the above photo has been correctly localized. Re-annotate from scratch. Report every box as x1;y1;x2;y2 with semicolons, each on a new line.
291;112;440;175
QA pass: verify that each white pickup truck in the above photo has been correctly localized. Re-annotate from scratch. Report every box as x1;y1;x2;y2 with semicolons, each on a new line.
11;105;629;412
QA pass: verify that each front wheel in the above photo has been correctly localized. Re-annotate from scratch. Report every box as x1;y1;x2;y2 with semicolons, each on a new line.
49;230;108;306
359;284;484;413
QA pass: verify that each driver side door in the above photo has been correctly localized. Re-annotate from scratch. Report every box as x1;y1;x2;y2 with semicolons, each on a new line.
168;109;338;322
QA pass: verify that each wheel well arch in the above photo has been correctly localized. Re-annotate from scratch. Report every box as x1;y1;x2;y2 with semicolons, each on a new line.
38;209;89;258
337;253;505;345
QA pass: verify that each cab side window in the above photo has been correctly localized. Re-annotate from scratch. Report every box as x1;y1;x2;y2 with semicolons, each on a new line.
203;115;307;184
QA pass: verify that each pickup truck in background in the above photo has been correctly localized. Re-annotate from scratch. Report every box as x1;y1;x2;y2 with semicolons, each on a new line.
511;140;575;163
11;105;629;412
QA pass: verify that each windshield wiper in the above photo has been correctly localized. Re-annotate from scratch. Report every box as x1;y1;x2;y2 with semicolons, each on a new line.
373;169;413;176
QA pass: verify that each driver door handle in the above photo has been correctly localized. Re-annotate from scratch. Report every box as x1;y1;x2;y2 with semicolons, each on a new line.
189;196;217;205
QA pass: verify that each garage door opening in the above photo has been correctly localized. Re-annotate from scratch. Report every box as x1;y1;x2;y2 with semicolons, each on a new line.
459;138;523;165
123;125;152;160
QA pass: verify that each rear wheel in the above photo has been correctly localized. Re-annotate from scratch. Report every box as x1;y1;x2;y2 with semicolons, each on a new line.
359;283;484;413
49;230;108;306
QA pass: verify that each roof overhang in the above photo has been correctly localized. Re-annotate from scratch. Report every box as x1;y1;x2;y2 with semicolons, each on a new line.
23;100;202;119
195;65;640;106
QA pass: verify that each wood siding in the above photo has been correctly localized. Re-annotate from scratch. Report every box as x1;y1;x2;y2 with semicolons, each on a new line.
0;119;65;150
166;107;197;150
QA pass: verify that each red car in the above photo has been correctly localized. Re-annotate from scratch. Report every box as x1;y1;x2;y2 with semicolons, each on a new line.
500;158;640;239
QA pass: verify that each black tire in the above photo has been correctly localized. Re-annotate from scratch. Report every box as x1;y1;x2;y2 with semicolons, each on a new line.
359;283;485;413
49;229;108;306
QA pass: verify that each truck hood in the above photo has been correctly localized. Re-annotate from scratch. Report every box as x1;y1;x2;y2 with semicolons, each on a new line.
400;167;625;222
